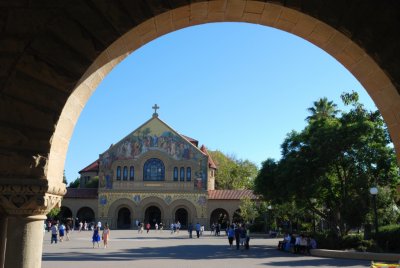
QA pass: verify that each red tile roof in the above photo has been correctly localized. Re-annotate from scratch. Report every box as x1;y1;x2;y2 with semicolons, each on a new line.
200;145;217;169
208;189;257;200
64;188;98;199
79;160;99;174
181;134;199;147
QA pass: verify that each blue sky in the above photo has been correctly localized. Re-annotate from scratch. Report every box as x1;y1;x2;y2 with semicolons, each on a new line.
64;22;376;183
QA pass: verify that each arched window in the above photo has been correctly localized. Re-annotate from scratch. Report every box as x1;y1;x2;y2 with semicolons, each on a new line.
143;158;165;181
186;167;191;181
123;166;128;180
173;167;178;181
116;166;121;180
180;167;185;181
130;166;134;181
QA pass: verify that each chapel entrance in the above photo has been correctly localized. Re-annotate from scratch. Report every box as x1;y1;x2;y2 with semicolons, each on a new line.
175;208;188;229
117;207;131;229
144;206;161;228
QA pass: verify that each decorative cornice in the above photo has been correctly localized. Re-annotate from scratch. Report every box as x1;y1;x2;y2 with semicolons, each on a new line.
0;178;66;216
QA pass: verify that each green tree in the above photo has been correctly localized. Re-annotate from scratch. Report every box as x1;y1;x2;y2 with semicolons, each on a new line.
85;176;99;188
209;150;258;190
306;97;339;122
238;196;259;224
47;207;60;219
68;178;80;188
255;92;400;236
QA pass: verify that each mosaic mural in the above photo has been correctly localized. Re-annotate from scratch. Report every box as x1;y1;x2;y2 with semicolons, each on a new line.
100;119;203;166
98;118;208;190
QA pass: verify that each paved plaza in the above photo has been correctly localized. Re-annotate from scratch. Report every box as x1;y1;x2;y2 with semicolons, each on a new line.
42;229;370;268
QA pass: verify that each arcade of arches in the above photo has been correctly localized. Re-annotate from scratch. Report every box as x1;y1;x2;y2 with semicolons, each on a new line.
61;113;256;231
1;1;400;268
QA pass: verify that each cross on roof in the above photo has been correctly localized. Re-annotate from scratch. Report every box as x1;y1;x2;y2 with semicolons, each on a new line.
152;104;159;117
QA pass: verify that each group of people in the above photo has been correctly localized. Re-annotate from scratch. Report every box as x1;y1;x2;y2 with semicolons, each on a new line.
227;223;250;250
278;233;317;254
136;220;164;233
47;220;111;249
91;223;110;248
46;220;72;244
210;222;222;236
187;222;205;238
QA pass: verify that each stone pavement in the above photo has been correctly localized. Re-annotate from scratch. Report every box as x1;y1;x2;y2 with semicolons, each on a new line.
42;229;370;268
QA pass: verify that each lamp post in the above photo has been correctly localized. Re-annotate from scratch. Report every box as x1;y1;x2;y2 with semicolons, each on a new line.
310;198;317;234
267;205;272;232
369;187;379;235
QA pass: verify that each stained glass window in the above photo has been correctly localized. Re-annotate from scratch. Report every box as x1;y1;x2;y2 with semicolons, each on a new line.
129;166;134;181
116;166;121;180
180;167;185;181
173;167;178;181
123;166;128;180
143;158;165;181
186;167;191;181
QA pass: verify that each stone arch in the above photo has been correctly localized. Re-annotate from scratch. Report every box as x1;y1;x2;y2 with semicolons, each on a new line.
59;206;73;222
140;196;169;224
169;199;198;227
107;198;136;229
209;208;230;230
117;207;132;229
76;207;96;225
2;2;400;267
47;1;400;188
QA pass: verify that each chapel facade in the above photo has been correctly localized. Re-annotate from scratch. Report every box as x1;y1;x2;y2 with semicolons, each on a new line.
62;107;256;229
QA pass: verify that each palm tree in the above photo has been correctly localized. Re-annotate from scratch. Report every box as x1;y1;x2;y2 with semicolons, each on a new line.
306;97;339;122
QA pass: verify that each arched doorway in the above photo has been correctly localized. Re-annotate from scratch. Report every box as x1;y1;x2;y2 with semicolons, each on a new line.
210;208;230;229
58;206;73;223
76;207;95;225
175;208;188;229
117;207;132;229
144;206;161;228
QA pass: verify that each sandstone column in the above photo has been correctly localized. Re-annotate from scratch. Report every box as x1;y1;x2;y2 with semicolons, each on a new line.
0;179;65;268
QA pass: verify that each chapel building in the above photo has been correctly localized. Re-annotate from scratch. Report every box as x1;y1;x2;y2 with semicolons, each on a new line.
62;107;256;229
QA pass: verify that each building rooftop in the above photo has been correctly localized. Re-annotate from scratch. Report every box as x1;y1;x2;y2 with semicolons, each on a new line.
78;160;99;174
64;188;98;198
208;189;257;200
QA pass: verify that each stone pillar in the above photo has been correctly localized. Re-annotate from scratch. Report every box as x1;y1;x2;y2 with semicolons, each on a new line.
4;215;47;268
0;216;7;268
0;179;66;268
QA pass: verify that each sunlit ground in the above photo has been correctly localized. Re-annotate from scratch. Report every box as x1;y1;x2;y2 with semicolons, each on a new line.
42;229;370;268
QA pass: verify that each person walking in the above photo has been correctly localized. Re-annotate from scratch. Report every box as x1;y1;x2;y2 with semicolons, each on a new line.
239;225;246;250
234;224;241;250
195;222;201;238
188;223;193;238
245;226;250;250
227;225;235;248
102;224;110;248
59;223;65;242
65;222;71;241
146;222;151;233
92;225;101;248
50;222;58;244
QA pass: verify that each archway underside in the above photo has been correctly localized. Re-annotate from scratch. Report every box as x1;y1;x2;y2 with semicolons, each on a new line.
0;0;398;200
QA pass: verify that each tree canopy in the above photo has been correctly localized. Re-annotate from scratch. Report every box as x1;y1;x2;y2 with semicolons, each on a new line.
254;92;400;236
209;150;258;190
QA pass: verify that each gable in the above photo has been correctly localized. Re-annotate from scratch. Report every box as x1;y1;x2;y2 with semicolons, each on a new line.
99;117;205;169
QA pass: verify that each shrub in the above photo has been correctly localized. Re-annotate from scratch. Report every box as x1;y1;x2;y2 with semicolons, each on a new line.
374;224;400;253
